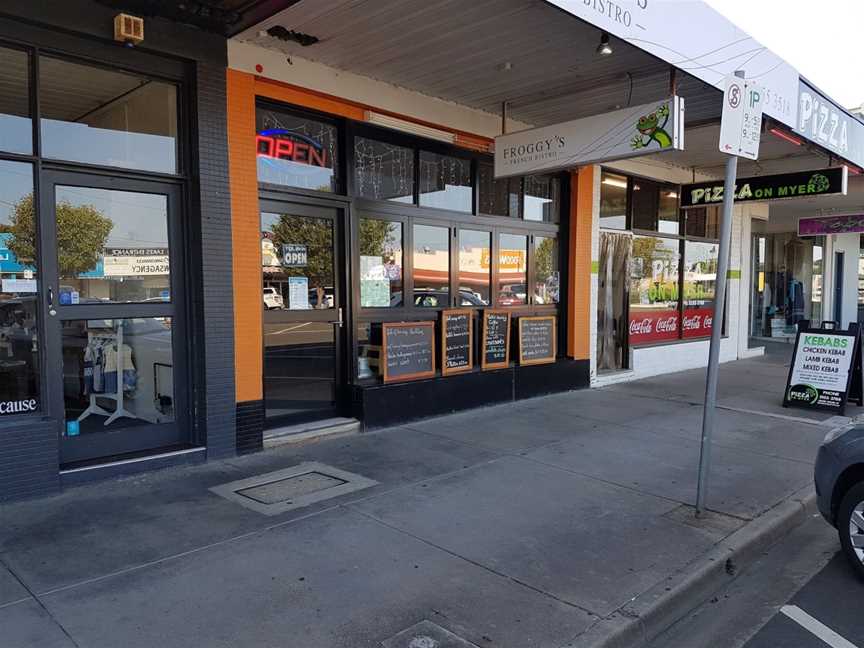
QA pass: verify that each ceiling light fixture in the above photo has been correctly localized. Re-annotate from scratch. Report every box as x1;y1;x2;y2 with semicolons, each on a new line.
602;177;628;188
597;32;613;56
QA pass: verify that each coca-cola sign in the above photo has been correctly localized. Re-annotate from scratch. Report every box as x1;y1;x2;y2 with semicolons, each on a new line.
682;307;715;339
629;311;679;344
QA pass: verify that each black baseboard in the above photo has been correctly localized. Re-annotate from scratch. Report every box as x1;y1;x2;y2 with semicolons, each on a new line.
236;400;265;454
353;358;589;429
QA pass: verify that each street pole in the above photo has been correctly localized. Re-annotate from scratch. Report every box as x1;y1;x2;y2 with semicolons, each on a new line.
695;71;743;517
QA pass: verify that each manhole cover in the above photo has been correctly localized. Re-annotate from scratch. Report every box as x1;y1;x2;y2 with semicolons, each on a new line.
210;462;378;516
382;620;480;648
237;472;347;504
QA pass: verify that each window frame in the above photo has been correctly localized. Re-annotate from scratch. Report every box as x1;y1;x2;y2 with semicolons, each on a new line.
601;166;725;348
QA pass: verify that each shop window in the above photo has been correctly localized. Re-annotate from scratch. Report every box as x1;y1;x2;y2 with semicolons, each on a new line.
261;211;334;310
413;224;449;307
632;180;679;234
498;233;528;306
629;235;680;344
600;172;628;230
359;219;403;307
354;137;414;203
0;160;39;412
62;317;175;434
685;206;720;239
39;57;177;174
256;106;339;192
534;235;559;304
0;46;31;155
458;229;491;306
419;151;472;212
524;175;560;223
54;186;170;304
683;241;719;339
478;162;520;217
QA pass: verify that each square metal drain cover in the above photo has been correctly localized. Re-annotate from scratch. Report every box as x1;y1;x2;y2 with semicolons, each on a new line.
210;462;377;515
381;620;480;648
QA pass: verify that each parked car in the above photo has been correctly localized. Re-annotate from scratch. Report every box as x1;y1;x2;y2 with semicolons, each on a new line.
262;287;284;309
387;289;488;308
815;423;864;577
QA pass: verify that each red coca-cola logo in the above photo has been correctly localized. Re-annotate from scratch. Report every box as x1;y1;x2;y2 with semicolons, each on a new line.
629;311;679;344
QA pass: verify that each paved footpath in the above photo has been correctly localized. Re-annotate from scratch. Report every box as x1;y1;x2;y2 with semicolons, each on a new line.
1;349;859;648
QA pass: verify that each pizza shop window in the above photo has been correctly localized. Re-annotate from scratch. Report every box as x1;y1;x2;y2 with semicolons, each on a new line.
632;179;679;235
629;236;680;344
256;105;340;192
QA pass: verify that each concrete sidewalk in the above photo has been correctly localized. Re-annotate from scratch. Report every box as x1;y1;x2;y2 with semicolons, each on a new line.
0;350;856;648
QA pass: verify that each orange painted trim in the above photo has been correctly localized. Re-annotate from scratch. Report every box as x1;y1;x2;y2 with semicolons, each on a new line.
228;68;263;403
567;166;594;360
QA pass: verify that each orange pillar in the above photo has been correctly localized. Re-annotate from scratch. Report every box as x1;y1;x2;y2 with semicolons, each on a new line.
226;69;263;403
567;166;595;360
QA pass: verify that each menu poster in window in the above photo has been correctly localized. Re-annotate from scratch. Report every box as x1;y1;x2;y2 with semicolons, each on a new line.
441;310;473;375
784;323;861;414
519;316;556;366
288;276;309;310
482;310;511;370
381;321;436;383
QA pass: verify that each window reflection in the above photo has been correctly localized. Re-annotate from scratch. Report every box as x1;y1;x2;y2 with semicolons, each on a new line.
0;46;32;155
534;236;559;304
629;235;680;344
413;224;449;307
478;162;520;217
0;160;39;412
600;172;628;229
683;241;718;339
524;175;560;223
354;137;414;203
261;212;334;310
498;233;527;306
40;58;177;174
54;187;170;304
359;219;403;307
419;152;472;212
458;229;491;306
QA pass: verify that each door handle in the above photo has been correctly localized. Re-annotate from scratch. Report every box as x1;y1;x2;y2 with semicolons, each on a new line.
47;286;57;317
330;307;343;328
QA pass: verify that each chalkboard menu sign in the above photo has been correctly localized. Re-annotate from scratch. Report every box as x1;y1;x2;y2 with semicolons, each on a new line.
783;321;862;414
482;310;511;370
441;310;473;375
518;316;556;366
381;321;436;383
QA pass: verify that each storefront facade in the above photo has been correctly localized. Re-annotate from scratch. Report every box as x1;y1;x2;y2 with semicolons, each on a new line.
226;46;592;445
0;2;234;500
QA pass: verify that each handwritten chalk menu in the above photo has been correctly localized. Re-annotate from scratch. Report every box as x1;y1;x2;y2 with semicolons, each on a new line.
381;321;436;383
482;310;511;370
784;324;860;414
441;310;473;375
518;316;556;366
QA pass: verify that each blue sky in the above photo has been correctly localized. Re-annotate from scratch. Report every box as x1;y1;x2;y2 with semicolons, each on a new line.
707;0;863;109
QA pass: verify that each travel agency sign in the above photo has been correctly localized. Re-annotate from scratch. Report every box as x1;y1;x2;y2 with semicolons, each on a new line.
494;96;684;178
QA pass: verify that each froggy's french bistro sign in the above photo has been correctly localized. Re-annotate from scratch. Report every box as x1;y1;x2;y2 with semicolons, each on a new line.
494;96;684;178
681;167;848;208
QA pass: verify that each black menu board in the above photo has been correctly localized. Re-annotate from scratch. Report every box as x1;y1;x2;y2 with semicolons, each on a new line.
482;310;511;370
381;321;436;383
519;316;556;366
441;310;473;375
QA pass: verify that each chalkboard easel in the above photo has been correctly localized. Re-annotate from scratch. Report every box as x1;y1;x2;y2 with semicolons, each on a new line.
441;310;474;376
380;321;436;384
481;310;511;370
518;316;556;366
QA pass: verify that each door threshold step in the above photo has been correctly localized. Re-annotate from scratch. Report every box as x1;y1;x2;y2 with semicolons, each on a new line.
264;417;361;448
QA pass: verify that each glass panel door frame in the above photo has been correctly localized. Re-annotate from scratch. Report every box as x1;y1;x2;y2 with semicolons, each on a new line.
258;198;349;428
39;169;189;464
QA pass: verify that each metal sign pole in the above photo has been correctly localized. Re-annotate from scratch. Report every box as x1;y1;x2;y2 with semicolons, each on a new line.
696;70;746;517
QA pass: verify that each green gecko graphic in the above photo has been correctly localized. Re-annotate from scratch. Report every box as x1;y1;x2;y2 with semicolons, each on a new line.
630;103;672;150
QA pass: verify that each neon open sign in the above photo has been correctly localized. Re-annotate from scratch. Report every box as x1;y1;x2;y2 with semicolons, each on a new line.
256;129;328;167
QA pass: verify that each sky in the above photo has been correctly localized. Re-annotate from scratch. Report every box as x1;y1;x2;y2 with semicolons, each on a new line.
706;0;864;109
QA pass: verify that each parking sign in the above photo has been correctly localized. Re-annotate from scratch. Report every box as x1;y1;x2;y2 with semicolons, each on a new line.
719;75;764;160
